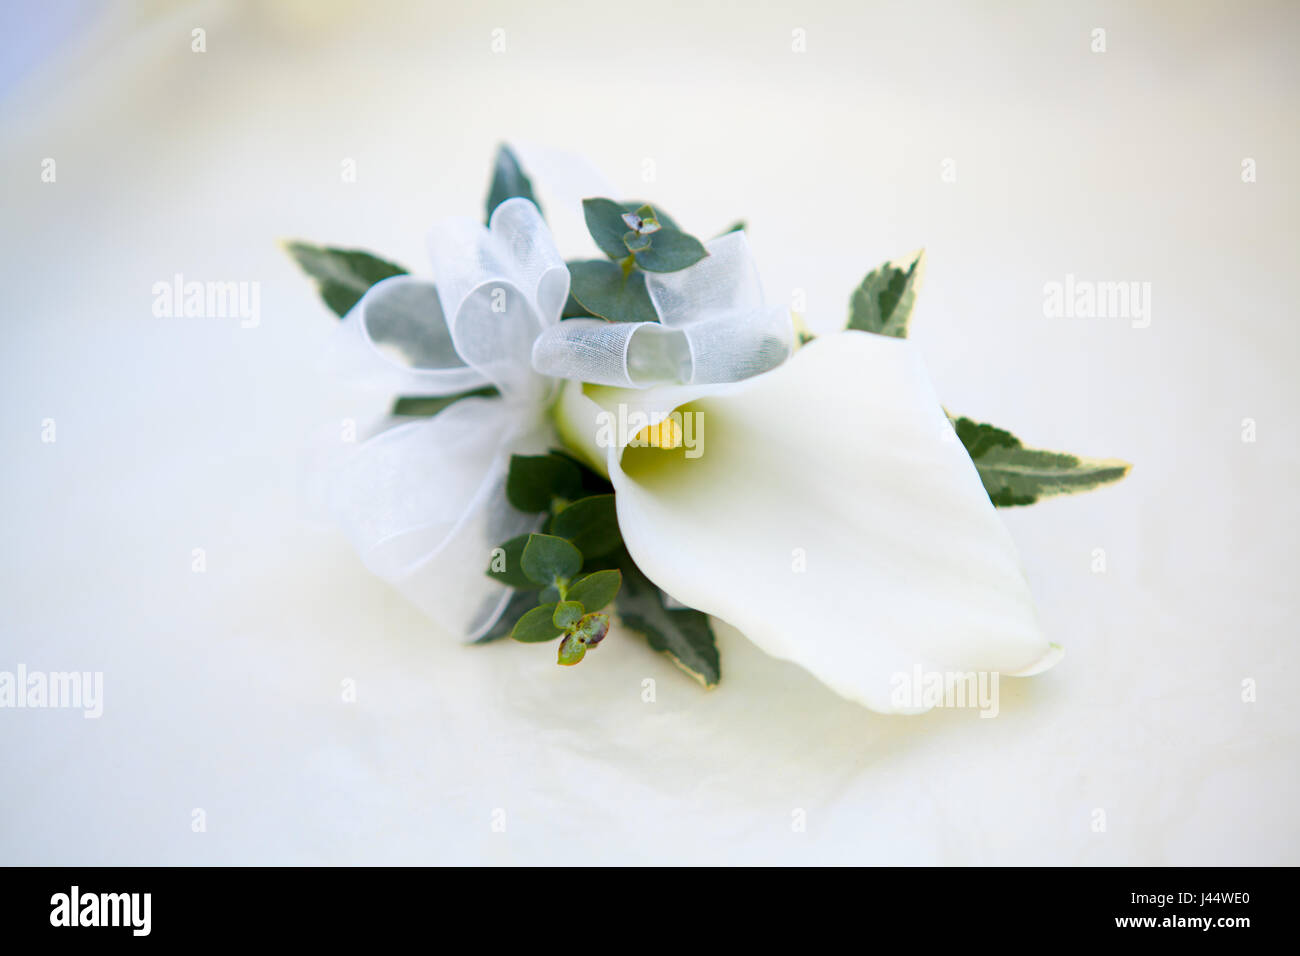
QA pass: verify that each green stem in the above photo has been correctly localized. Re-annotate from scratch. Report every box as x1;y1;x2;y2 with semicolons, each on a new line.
552;379;610;478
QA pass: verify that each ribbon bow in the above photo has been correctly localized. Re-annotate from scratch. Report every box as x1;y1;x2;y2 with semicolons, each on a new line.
322;198;792;640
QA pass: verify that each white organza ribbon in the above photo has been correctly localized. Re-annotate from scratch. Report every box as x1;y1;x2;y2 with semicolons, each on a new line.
325;276;488;397
426;198;570;405
319;188;795;641
530;231;794;387
328;397;550;637
323;198;565;641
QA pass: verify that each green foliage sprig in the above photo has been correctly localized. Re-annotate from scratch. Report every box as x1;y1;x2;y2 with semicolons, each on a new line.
482;451;720;684
487;451;624;667
564;199;710;323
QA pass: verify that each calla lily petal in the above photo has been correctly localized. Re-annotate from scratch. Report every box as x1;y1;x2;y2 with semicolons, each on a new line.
566;331;1055;713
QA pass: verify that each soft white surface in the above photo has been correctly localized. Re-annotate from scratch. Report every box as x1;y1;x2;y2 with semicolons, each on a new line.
1;0;1296;864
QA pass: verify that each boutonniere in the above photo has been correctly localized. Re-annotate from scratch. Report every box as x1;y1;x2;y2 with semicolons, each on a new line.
286;145;1129;713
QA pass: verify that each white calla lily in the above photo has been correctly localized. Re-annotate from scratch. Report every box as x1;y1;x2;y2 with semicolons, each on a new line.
554;330;1059;713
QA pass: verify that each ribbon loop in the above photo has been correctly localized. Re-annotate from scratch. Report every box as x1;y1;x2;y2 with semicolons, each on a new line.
327;396;548;641
645;230;767;328
327;275;490;396
427;198;569;403
530;230;793;387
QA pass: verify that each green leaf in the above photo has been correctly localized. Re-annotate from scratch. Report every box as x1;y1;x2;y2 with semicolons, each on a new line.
512;604;564;643
550;494;621;557
521;534;583;588
582;198;635;259
486;534;535;589
486;144;540;223
615;552;720;687
717;220;746;236
393;386;498;417
282;242;408;318
631;228;709;273
793;313;815;346
553;601;584;629
506;454;583;512
566;569;621;612
621;202;679;231
582;198;691;260
847;249;926;338
573;612;610;646
557;633;588;665
475;590;539;643
562;291;598;318
632;204;659;226
551;450;616;498
952;417;1132;507
623;230;653;253
566;259;659;324
557;613;612;665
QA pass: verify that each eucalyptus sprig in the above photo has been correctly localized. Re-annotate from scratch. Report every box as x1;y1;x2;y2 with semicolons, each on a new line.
486;452;625;666
508;538;621;666
564;198;709;324
482;451;721;682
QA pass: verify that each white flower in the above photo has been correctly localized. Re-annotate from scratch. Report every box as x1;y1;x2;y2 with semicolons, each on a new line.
553;331;1059;713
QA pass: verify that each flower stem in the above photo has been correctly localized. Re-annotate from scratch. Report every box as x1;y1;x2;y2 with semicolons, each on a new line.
552;379;609;478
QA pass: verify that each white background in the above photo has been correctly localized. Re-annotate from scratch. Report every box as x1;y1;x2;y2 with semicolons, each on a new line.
1;0;1296;864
